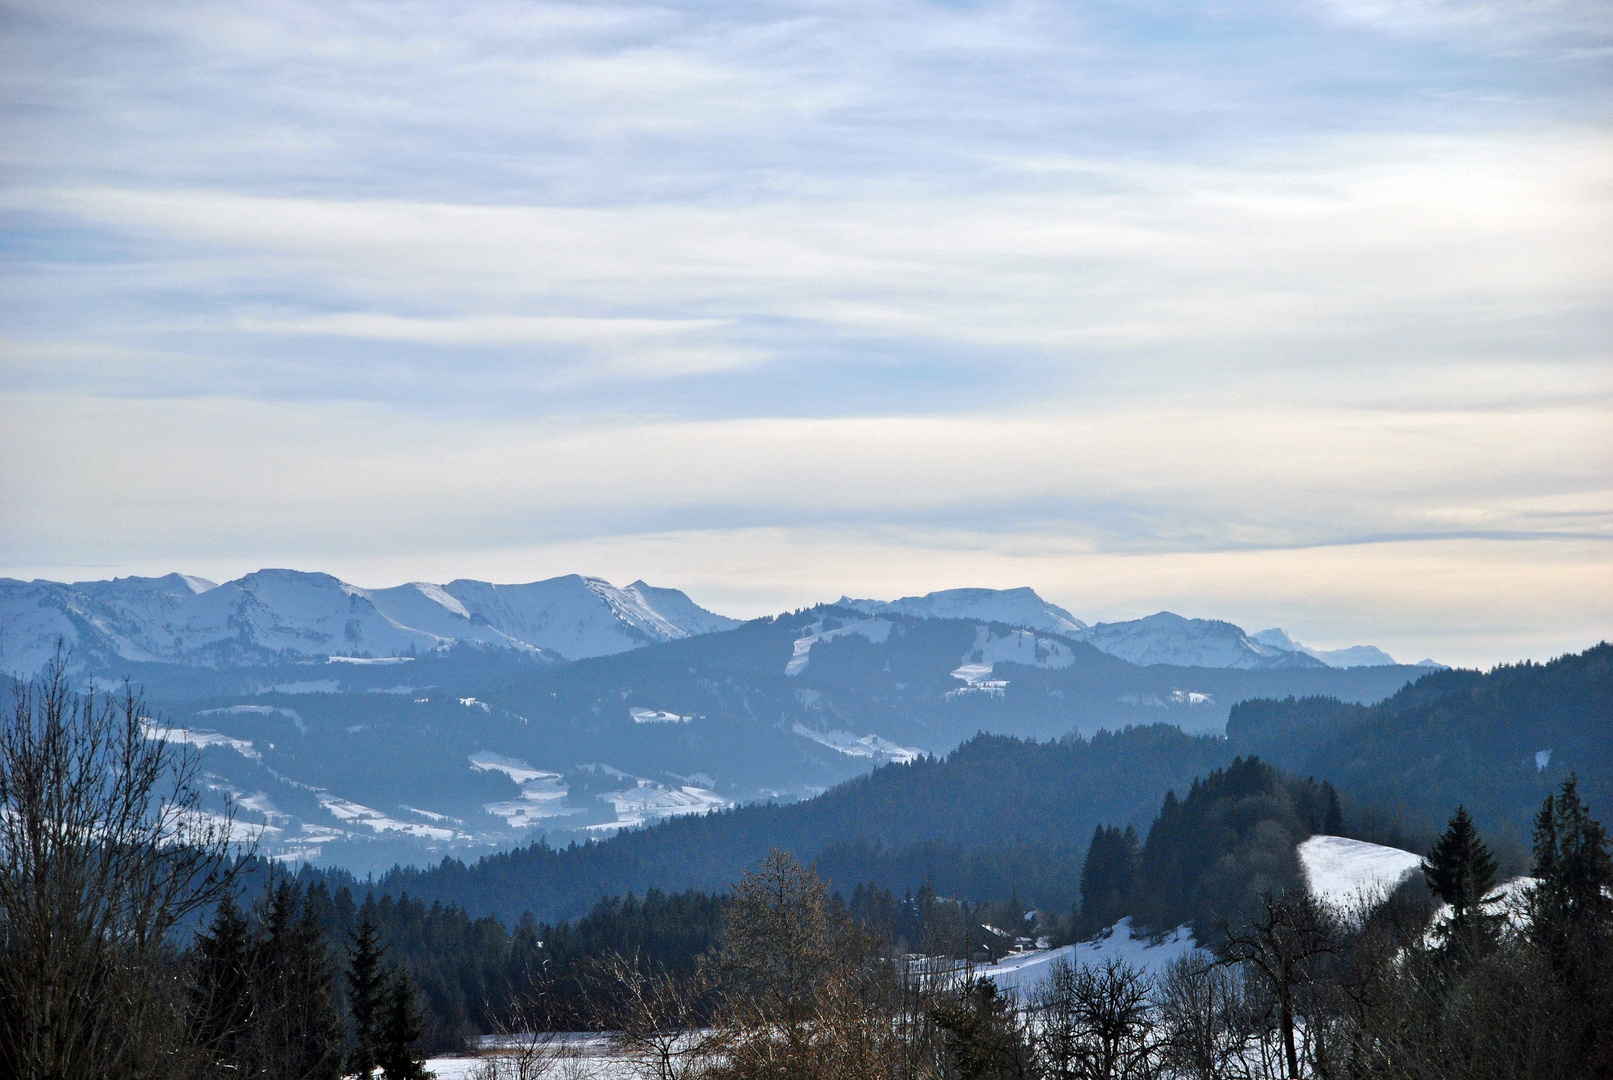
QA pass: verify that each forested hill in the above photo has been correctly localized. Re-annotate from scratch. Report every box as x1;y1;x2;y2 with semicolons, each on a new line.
328;644;1607;926
359;724;1233;923
1226;642;1612;838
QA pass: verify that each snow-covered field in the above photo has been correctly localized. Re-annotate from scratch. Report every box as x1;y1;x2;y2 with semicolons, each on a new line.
977;918;1205;999
1298;835;1424;913
792;722;923;764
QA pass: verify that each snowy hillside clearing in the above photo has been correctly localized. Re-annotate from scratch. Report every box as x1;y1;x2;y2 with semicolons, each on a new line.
630;708;693;724
792;723;923;764
980;918;1205;998
785;617;892;676
1298;835;1423;913
589;782;730;831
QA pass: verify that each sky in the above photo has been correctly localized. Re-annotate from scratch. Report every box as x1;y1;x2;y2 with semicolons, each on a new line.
1;0;1609;667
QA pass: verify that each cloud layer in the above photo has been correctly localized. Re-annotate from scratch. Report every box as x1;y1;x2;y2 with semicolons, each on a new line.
2;0;1609;665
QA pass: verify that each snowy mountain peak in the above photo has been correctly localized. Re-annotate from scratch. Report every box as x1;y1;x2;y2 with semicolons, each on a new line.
831;590;1411;671
840;587;1087;637
1251;628;1399;669
1076;612;1326;670
0;569;741;673
626;581;743;636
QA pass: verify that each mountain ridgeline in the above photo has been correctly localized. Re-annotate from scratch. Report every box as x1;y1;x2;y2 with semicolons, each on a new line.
33;600;1434;873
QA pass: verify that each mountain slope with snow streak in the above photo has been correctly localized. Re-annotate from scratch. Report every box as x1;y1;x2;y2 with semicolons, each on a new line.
1078;612;1327;669
842;587;1087;636
836;589;1412;670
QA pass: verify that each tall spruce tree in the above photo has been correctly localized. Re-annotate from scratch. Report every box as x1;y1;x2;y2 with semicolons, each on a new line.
1078;824;1139;936
1532;773;1613;927
377;968;431;1080
242;882;344;1080
1424;805;1498;941
190;893;254;1074
348;911;388;1079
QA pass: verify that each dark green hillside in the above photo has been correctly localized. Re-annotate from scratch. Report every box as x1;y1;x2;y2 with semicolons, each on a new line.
1228;643;1612;840
368;724;1235;923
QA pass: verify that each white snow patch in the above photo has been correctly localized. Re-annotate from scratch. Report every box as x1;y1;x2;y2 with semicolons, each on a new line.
792;723;923;764
472;753;575;828
785;618;892;676
469;751;550;784
141;722;262;763
964;625;1075;670
318;793;459;840
587;782;731;831
947;661;1009;699
328;655;415;664
980;918;1204;998
630;707;693;724
1299;835;1423;913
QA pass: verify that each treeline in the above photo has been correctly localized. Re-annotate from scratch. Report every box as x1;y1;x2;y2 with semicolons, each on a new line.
467;789;1612;1080
347;724;1233;923
1078;757;1344;938
1225;641;1612;839
186;867;1049;1056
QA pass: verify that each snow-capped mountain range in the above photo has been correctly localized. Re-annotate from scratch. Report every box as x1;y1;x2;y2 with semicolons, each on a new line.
0;570;738;675
0;572;1425;677
843;588;1423;670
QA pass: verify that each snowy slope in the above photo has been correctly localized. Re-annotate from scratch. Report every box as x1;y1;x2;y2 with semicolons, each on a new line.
444;575;709;660
1078;612;1326;669
836;590;1404;672
0;569;741;672
366;582;540;653
1298;834;1424;912
626;581;742;635
841;587;1087;636
1251;628;1397;668
982;919;1205;998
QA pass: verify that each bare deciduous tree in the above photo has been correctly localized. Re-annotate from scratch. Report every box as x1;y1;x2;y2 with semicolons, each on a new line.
0;656;245;1080
585;950;720;1080
1155;956;1248;1080
1219;891;1338;1080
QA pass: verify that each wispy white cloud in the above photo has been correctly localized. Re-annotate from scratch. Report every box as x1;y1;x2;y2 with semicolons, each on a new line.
1;0;1609;662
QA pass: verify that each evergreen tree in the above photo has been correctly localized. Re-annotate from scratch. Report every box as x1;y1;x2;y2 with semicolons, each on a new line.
1532;774;1613;927
1424;805;1498;941
190;894;254;1074
242;882;344;1080
348;911;388;1079
1078;824;1139;936
377;969;431;1080
1322;782;1344;835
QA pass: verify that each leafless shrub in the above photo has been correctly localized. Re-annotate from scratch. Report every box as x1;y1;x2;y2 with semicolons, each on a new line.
0;655;246;1080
